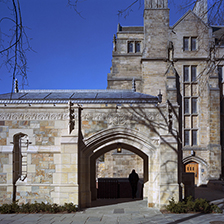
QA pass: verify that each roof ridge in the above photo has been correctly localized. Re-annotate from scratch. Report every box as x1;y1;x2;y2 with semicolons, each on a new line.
18;89;132;93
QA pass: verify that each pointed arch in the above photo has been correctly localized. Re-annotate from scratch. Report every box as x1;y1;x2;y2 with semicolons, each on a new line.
183;156;208;167
78;127;158;207
82;127;157;156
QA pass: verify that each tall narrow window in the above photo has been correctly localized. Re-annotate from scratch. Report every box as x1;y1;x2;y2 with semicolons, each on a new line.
13;133;29;201
183;65;198;146
191;66;197;81
13;133;28;183
184;98;190;114
191;37;197;51
128;42;134;53
184;66;189;82
184;130;190;146
184;37;189;51
192;98;197;113
135;42;141;53
192;130;197;145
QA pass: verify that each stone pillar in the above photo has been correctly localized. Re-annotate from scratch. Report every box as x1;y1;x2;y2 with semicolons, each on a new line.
78;149;91;208
159;138;179;208
208;74;221;179
52;135;79;205
90;157;97;200
52;106;79;205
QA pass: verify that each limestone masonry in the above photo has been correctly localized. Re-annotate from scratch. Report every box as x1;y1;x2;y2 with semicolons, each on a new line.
0;0;224;209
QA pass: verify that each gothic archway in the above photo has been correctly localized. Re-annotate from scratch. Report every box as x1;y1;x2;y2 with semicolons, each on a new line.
78;127;156;208
183;156;208;186
90;142;148;201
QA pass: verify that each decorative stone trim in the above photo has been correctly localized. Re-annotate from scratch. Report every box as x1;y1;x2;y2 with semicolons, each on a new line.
182;155;208;166
0;113;68;120
81;111;160;124
83;127;157;152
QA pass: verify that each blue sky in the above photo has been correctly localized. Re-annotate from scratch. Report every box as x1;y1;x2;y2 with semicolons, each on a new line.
0;0;187;94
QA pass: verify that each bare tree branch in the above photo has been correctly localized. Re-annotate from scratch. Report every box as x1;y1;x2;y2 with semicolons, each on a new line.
118;0;143;19
67;0;86;19
0;0;31;96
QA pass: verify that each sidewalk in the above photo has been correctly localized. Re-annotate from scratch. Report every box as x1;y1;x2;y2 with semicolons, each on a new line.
0;187;224;224
0;198;224;224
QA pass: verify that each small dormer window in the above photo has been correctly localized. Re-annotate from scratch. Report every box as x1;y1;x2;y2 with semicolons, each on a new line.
183;37;197;51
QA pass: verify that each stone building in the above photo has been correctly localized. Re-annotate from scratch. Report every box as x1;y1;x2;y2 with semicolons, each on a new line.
0;0;223;209
107;0;224;186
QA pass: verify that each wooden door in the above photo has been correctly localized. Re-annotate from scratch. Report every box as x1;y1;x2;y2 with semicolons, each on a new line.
185;162;198;185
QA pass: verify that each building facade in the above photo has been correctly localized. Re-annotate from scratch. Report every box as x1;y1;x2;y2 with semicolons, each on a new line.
0;0;223;209
107;0;224;185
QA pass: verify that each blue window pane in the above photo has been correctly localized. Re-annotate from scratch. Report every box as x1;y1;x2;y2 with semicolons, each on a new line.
184;130;190;146
184;98;190;114
135;42;141;52
192;98;197;113
128;42;133;53
191;37;197;51
184;37;189;51
192;130;197;145
184;66;189;82
191;66;197;81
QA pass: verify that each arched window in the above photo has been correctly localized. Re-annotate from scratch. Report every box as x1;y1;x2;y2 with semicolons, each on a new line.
13;133;29;184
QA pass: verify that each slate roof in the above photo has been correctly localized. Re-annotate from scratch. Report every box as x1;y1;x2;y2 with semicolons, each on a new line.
0;89;161;105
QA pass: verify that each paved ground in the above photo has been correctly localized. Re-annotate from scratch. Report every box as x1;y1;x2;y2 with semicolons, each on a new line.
0;187;224;224
0;199;224;224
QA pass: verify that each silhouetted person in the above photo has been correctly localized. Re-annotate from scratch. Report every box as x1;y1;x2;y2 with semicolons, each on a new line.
129;169;139;199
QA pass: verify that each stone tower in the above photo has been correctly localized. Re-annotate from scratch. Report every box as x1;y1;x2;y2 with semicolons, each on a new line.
142;0;170;97
193;0;208;24
143;0;169;59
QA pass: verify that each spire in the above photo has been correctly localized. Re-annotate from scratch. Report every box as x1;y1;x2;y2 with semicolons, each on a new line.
145;0;168;9
193;0;208;24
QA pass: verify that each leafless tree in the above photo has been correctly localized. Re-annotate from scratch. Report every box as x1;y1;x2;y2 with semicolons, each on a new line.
0;0;33;98
174;0;224;25
117;0;224;25
1;0;224;97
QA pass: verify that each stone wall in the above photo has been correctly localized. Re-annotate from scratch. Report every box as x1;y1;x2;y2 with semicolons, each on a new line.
0;106;71;205
96;150;144;179
0;153;10;204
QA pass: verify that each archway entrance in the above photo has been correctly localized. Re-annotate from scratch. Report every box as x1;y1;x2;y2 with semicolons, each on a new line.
95;148;144;200
78;127;152;208
90;143;149;204
183;156;208;186
185;161;199;185
90;144;147;203
78;126;179;209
